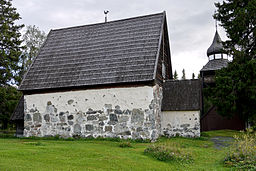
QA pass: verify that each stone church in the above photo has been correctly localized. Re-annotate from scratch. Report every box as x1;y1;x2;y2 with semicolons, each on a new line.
11;12;201;140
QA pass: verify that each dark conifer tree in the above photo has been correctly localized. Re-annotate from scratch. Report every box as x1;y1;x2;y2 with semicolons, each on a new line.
192;73;195;79
173;70;178;80
0;0;24;85
181;69;186;80
0;0;23;129
208;0;256;127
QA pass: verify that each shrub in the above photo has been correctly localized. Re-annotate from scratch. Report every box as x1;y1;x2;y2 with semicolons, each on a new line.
200;132;210;137
144;144;193;163
119;142;132;148
224;129;256;170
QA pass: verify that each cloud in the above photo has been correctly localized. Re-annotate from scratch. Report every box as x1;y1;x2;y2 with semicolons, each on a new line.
12;0;226;78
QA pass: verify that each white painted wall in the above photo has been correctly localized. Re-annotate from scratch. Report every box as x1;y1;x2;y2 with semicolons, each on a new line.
25;86;154;113
23;85;162;140
161;111;200;137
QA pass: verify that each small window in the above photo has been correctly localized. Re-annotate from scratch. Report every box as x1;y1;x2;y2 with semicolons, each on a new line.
215;54;222;59
209;55;214;60
162;62;166;79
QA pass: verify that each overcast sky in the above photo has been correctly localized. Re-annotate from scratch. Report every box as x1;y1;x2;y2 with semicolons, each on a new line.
12;0;227;79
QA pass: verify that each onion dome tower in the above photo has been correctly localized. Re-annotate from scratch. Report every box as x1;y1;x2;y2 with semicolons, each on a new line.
200;29;228;84
207;30;225;59
200;27;229;116
200;22;245;132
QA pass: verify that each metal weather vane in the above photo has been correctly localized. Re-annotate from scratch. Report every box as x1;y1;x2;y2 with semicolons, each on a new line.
104;10;109;22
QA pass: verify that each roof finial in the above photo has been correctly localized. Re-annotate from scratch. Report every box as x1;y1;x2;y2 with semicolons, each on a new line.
104;10;109;23
214;10;218;31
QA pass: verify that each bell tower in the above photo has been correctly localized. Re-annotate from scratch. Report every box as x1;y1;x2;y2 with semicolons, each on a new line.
200;29;228;85
200;21;245;132
200;27;228;117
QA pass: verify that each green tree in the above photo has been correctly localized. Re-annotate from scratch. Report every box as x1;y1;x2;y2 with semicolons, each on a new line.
173;70;178;80
192;73;195;79
181;69;186;80
0;86;21;129
0;0;24;86
20;25;46;77
208;0;256;127
215;0;256;61
0;0;23;129
197;73;200;79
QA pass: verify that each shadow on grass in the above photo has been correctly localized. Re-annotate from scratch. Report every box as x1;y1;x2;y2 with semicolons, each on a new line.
0;134;152;143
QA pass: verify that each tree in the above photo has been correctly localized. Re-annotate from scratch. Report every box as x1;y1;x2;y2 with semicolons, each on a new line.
0;85;21;129
192;73;195;79
181;69;186;80
215;0;256;61
20;25;46;77
173;70;178;80
0;0;23;129
197;73;201;79
208;0;256;127
0;0;24;86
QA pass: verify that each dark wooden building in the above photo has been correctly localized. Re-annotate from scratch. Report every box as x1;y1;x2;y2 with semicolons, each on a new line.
200;30;245;131
10;96;24;137
161;79;201;137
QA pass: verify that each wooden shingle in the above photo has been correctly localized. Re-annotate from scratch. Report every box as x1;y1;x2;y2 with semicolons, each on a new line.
201;59;229;72
19;12;166;91
162;80;201;111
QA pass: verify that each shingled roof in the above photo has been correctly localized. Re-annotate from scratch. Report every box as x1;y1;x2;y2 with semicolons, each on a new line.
162;80;201;111
19;12;167;91
200;59;229;72
10;96;24;121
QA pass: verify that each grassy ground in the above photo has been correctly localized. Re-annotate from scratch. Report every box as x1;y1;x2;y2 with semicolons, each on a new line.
201;129;242;137
0;130;238;171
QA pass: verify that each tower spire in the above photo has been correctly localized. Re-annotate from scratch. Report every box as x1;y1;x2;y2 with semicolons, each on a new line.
214;10;218;31
215;18;217;31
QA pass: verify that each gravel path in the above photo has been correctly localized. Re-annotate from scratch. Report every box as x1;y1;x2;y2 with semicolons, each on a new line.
210;136;235;149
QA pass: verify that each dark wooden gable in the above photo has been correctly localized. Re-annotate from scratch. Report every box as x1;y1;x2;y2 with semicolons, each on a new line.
10;96;24;121
154;16;173;85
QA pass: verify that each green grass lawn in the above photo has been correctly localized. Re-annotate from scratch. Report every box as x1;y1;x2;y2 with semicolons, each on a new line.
0;130;238;171
201;129;242;137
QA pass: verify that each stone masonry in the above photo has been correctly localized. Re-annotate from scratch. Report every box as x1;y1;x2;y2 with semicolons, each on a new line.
23;85;162;140
161;111;200;137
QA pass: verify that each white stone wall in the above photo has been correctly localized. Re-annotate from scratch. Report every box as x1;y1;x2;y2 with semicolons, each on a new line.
161;111;200;137
24;85;162;140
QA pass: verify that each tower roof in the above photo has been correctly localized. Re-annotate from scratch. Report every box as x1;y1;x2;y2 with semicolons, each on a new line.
207;30;224;57
200;58;229;72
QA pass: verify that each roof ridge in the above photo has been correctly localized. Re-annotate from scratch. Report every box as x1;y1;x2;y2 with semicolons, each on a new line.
51;11;165;32
164;79;199;82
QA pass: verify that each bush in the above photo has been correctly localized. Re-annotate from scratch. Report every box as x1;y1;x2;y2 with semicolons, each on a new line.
200;132;210;137
224;129;256;170
119;142;132;148
0;129;16;138
144;144;193;163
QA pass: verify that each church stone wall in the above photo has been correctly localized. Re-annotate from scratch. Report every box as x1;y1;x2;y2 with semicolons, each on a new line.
23;85;162;140
161;111;200;137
